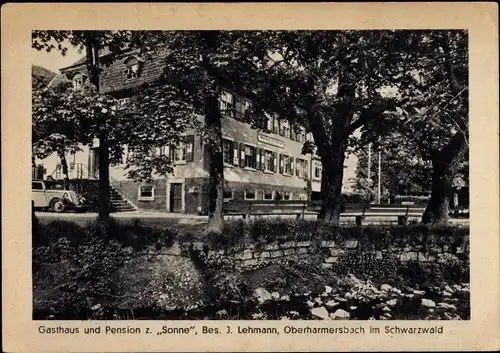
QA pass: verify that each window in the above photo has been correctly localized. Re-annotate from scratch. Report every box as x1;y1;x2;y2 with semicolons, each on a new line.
32;182;43;190
245;145;256;169
244;189;256;200
263;191;274;200
263;150;274;172
313;160;322;180
222;139;233;164
173;138;193;163
283;191;291;200
281;120;290;139
272;114;280;134
296;158;309;179
223;188;233;200
298;128;306;143
220;90;234;117
234;97;250;120
267;115;273;131
138;184;155;201
279;120;285;136
124;56;144;78
174;143;186;162
283;155;291;175
117;98;130;108
72;74;85;91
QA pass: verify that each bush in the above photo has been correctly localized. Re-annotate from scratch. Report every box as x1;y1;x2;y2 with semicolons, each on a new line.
331;252;401;283
210;219;469;253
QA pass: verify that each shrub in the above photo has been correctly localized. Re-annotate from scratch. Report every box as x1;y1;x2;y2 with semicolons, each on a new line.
331;252;401;284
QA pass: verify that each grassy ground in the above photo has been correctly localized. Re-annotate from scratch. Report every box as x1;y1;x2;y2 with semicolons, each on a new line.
35;211;469;230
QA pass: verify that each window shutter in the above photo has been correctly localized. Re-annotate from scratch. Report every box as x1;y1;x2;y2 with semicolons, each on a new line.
273;152;277;172
255;148;260;170
304;161;309;178
290;157;294;175
169;146;175;160
260;149;265;170
186;135;194;162
229;140;234;163
233;141;239;166
279;154;283;174
239;142;245;167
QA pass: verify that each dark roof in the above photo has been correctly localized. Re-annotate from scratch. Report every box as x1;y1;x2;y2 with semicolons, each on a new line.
32;65;57;88
59;48;166;94
59;48;111;71
47;73;70;88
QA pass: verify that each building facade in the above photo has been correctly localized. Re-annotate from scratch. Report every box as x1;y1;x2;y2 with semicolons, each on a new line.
34;48;357;214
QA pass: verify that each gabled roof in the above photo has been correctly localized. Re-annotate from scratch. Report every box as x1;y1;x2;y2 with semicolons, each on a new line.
47;73;70;88
32;65;57;88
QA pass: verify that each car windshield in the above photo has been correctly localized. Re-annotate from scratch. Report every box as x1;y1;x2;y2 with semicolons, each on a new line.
45;182;65;190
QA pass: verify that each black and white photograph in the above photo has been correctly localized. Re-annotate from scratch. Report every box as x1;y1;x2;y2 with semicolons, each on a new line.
30;28;472;322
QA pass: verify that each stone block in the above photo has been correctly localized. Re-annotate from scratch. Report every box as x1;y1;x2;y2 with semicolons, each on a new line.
321;263;333;269
344;240;359;249
321;240;336;248
280;241;295;249
297;247;309;255
235;249;254;261
418;253;436;262
264;243;280;251
330;248;345;257
283;248;296;256
259;251;271;259
242;258;259;267
400;252;418;262
325;257;338;263
296;241;311;247
270;250;284;258
374;251;383;260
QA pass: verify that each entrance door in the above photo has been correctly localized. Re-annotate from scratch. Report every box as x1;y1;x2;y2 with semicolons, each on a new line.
169;183;183;212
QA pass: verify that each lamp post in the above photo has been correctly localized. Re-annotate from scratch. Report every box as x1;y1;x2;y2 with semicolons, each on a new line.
367;143;372;181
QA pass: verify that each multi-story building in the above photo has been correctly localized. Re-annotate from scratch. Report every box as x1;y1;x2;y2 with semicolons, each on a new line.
34;48;357;214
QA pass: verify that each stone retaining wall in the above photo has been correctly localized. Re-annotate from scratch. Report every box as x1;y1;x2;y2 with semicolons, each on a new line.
131;235;469;270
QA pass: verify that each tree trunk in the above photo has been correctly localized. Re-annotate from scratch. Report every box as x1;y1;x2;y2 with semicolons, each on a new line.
421;159;453;224
98;131;111;220
422;133;467;225
318;140;347;224
205;94;224;233
85;34;110;221
57;150;70;190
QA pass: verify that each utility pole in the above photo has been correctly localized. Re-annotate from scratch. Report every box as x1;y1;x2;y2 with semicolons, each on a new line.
377;151;382;204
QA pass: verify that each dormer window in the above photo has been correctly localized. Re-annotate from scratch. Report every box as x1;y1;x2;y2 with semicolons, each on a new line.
124;56;145;79
72;73;86;91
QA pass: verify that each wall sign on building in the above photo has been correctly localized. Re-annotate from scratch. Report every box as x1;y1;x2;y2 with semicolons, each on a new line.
257;134;285;149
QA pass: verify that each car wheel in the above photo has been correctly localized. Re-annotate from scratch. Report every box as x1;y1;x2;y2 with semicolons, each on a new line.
50;198;66;213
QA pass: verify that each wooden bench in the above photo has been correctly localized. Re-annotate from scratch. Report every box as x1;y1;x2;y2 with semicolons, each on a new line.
345;204;426;225
223;200;425;225
224;200;319;219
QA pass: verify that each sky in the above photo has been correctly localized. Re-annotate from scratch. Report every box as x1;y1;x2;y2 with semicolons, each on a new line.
32;45;83;73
